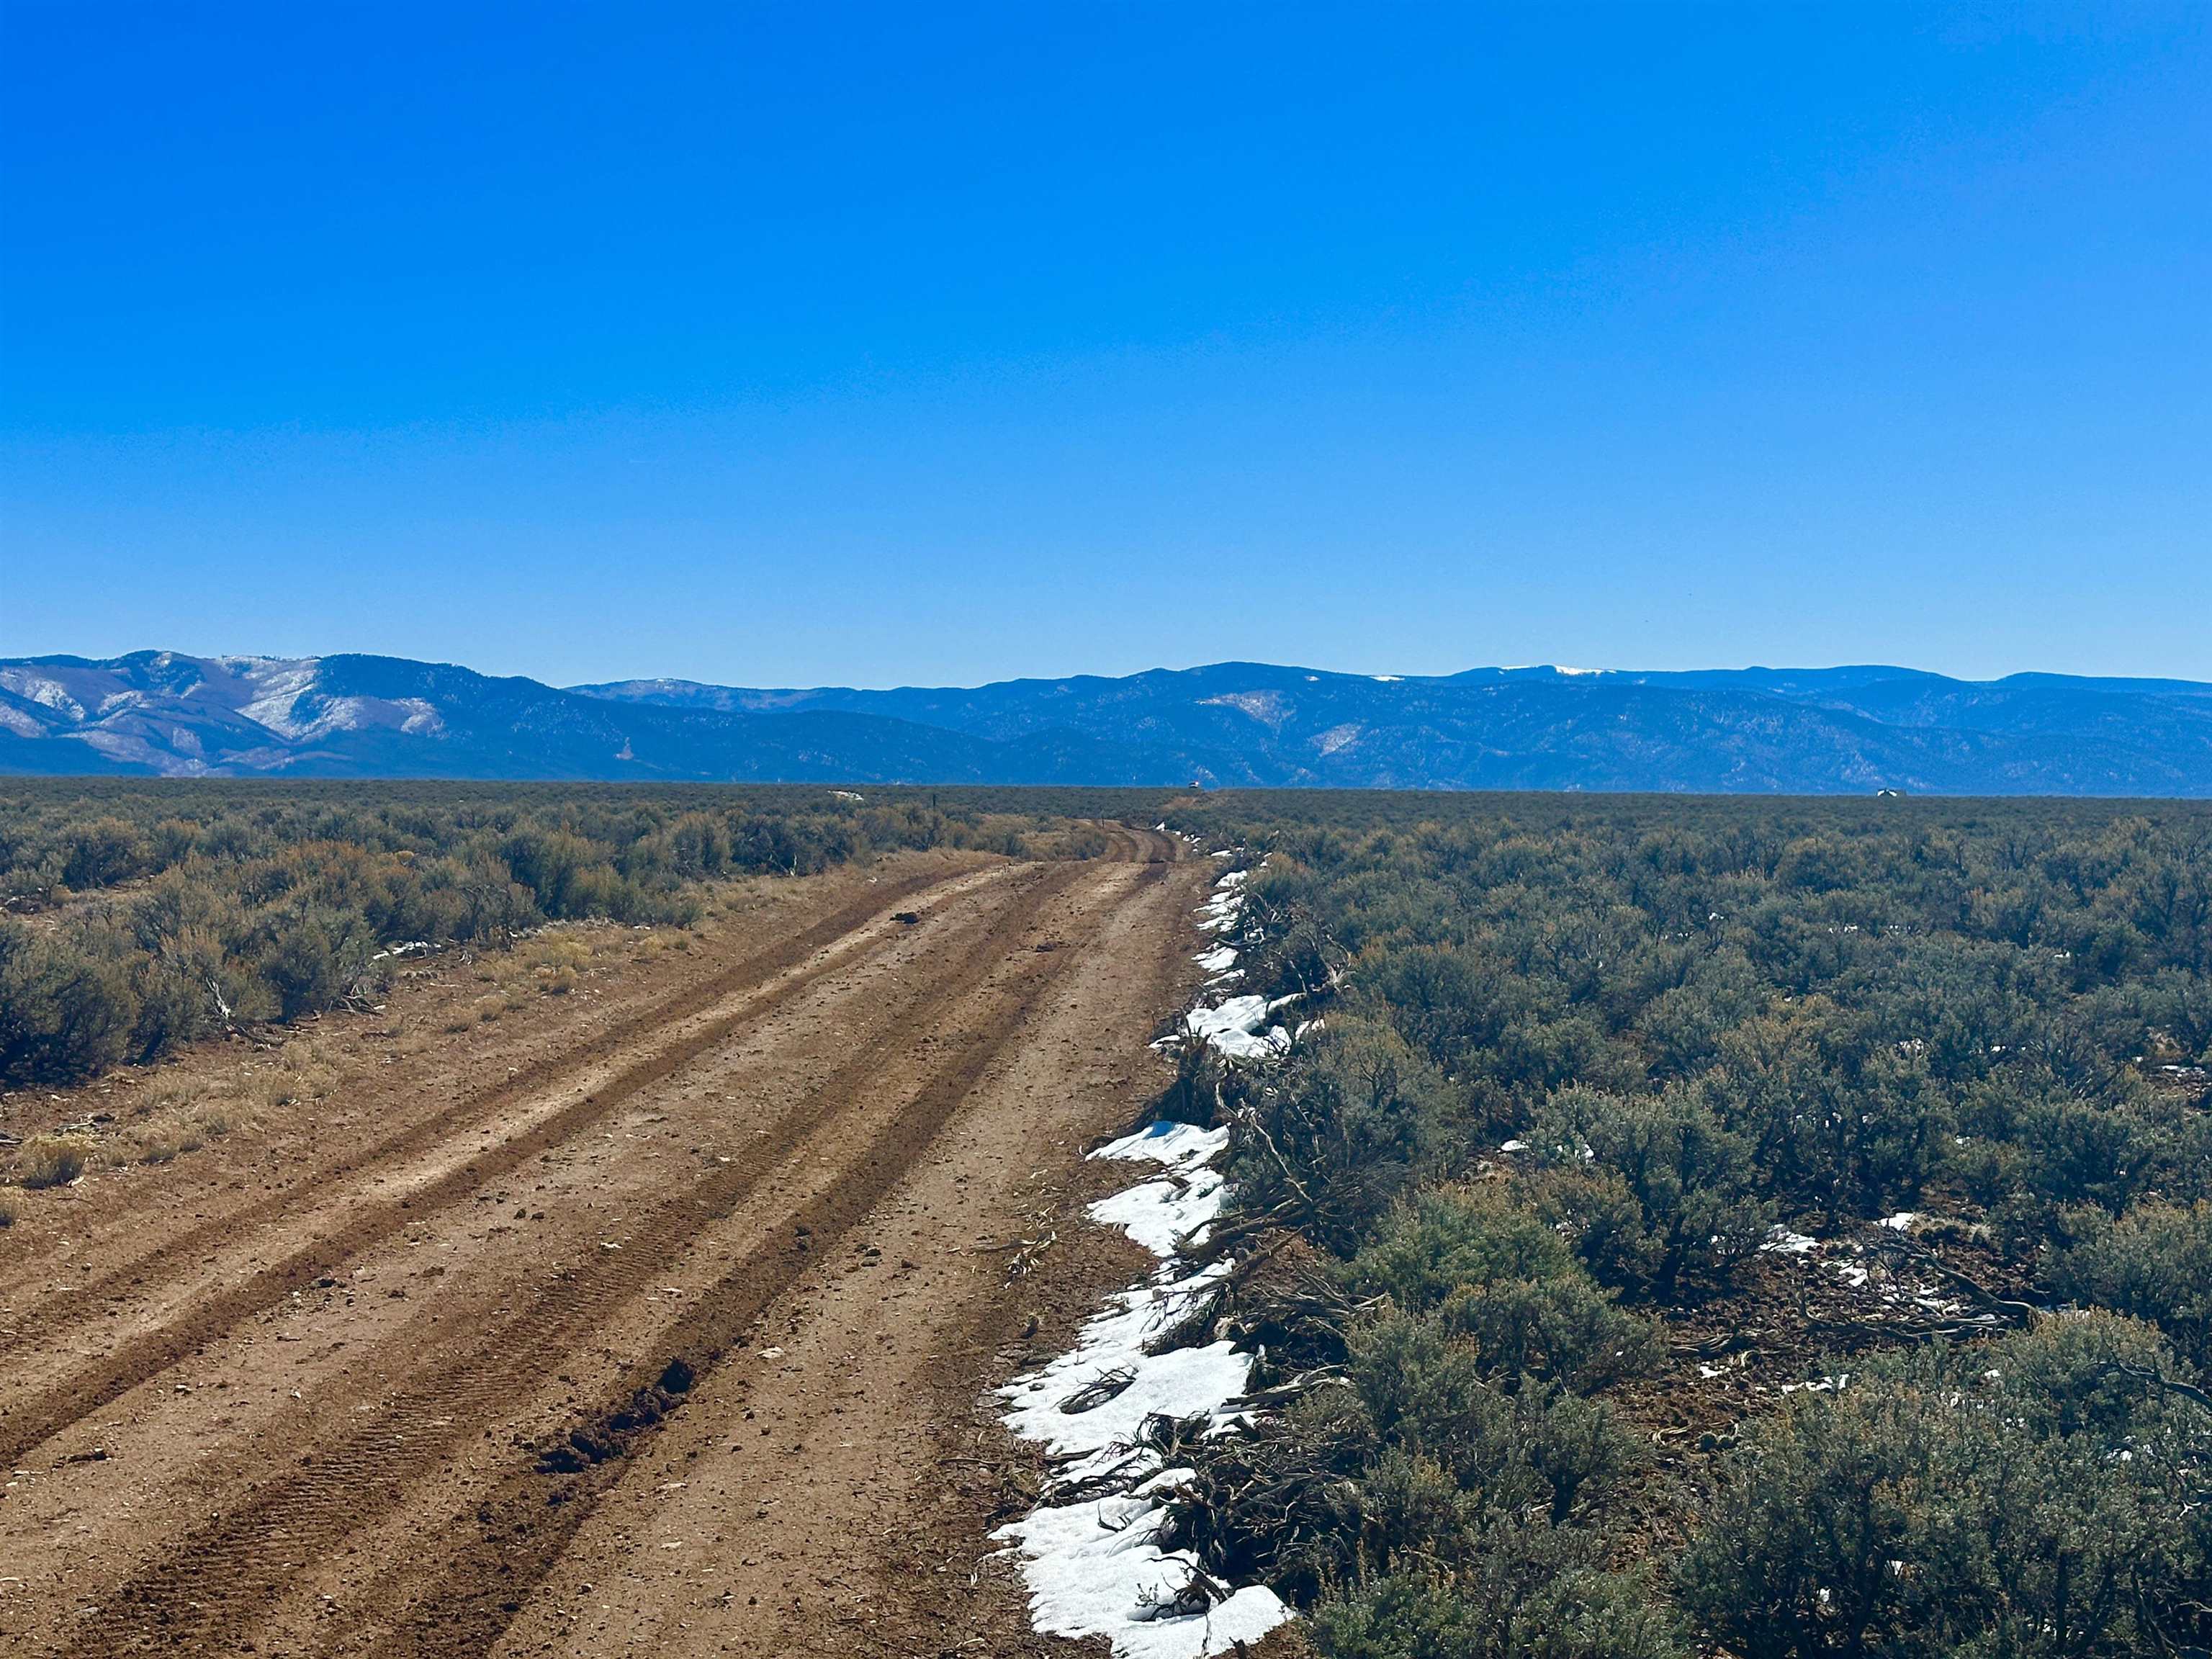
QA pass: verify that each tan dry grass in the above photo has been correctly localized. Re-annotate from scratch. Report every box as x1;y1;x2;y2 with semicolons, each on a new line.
14;1134;90;1190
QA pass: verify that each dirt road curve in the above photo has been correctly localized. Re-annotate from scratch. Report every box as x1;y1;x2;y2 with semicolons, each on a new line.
0;828;1201;1658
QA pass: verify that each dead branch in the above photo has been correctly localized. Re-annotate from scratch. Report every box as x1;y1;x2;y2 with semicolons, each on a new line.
1878;1233;2042;1324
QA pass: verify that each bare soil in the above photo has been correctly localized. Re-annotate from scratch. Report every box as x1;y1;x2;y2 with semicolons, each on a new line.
0;827;1209;1658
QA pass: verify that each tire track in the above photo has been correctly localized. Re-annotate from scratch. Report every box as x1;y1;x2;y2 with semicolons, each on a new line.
55;859;1131;1658
0;860;1006;1470
372;860;1177;1659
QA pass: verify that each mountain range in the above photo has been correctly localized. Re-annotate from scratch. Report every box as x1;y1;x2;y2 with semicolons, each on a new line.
6;650;2212;795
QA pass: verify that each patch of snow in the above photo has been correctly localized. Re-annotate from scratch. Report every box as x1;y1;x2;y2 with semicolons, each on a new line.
1094;1120;1231;1172
1092;1169;1227;1256
1196;870;1248;935
235;660;325;737
79;729;210;775
994;1249;1290;1654
999;1264;1249;1460
239;674;444;745
1498;1138;1529;1154
396;698;444;735
0;703;43;737
1780;1374;1849;1395
0;670;85;720
1184;995;1299;1061
1370;674;1401;683
1193;945;1238;977
1198;690;1285;726
1762;1227;1820;1255
1879;1211;1921;1231
994;846;1309;1658
1311;722;1362;756
997;1473;1291;1659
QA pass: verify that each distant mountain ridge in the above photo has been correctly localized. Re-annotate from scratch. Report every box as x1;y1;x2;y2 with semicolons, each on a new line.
6;650;2212;795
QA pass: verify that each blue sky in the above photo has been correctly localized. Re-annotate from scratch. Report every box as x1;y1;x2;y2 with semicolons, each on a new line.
4;3;2206;688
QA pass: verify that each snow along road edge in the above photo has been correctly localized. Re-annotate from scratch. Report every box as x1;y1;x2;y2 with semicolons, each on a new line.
989;848;1295;1659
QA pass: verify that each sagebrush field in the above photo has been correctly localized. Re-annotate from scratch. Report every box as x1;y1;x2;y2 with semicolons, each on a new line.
1157;791;2212;1657
5;783;2209;1658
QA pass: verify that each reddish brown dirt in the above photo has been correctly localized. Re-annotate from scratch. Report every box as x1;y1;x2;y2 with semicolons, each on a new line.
0;827;1209;1658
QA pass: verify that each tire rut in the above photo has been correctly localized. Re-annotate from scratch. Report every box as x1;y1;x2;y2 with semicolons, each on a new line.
55;859;1134;1658
361;867;1172;1658
0;861;1002;1471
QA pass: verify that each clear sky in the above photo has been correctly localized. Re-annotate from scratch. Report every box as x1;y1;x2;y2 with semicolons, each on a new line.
4;3;2206;689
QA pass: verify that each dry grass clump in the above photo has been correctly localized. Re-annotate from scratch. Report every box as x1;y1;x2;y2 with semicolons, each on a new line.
88;1048;322;1172
253;1038;336;1110
15;1134;90;1190
117;1100;236;1166
472;993;505;1025
524;935;590;975
123;1116;206;1165
459;933;593;1004
0;1190;21;1227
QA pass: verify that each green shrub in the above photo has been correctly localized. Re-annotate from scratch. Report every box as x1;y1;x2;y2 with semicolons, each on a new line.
1528;1085;1771;1299
62;816;153;889
1350;1315;1639;1524
0;920;138;1085
1678;1315;2212;1659
257;903;375;1020
2049;1202;2212;1370
1351;1186;1655;1388
1312;1560;1683;1659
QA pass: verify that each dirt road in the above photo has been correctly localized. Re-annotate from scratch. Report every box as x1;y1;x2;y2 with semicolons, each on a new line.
0;830;1202;1657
